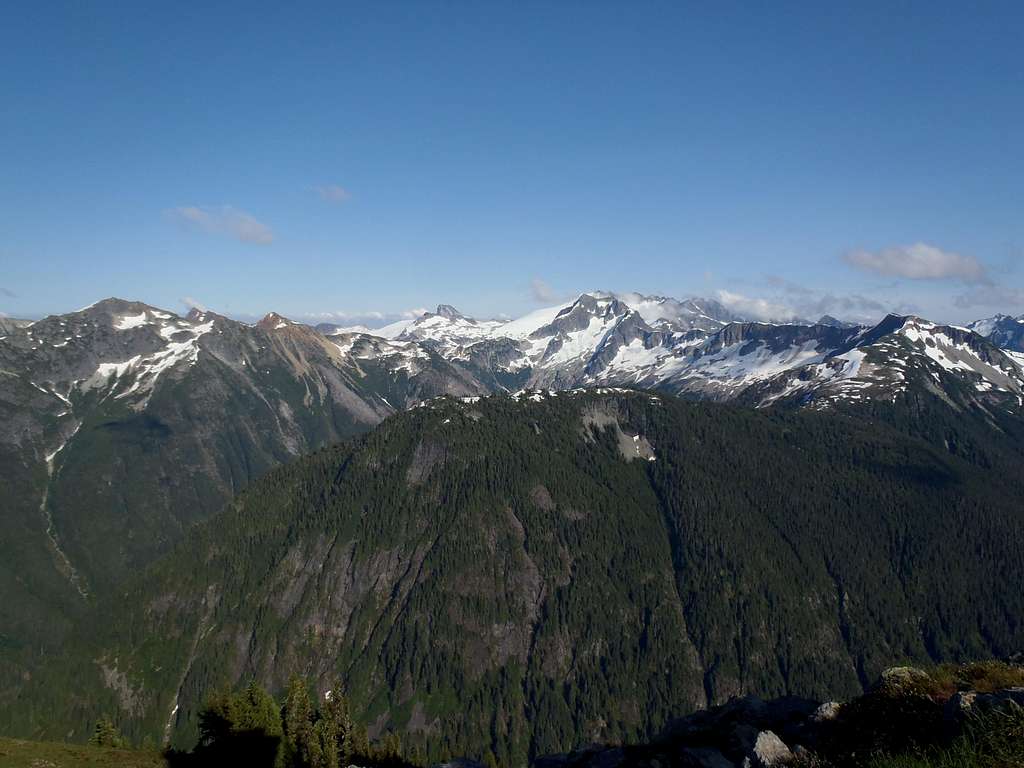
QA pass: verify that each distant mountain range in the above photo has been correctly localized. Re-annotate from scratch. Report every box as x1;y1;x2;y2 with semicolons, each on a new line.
316;292;1024;406
3;293;1022;570
2;291;1024;755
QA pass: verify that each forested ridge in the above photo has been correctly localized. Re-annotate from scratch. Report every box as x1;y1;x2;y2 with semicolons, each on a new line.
8;389;1024;765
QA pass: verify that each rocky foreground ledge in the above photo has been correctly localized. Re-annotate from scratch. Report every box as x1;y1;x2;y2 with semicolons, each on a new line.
529;660;1024;768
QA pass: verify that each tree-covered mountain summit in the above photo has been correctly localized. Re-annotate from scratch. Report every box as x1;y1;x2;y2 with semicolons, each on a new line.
13;388;1024;765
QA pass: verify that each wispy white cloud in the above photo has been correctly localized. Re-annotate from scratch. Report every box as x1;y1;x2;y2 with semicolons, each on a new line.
715;289;799;322
843;243;988;283
299;307;428;328
169;205;274;245
953;285;1024;309
180;296;207;312
530;278;573;304
314;184;351;204
763;275;890;321
305;310;387;322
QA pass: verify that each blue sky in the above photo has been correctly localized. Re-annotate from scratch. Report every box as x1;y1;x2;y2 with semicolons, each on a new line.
1;1;1022;325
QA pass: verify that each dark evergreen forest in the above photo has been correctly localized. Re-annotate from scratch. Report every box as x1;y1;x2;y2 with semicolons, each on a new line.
10;390;1024;764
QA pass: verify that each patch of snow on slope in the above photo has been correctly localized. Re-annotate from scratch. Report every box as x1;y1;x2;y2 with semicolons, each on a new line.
899;322;1020;390
536;315;614;366
159;322;191;340
373;317;419;339
390;346;430;375
46;422;82;464
114;312;151;330
399;314;504;352
332;336;358;357
494;304;566;340
834;349;866;379
83;356;143;390
328;324;375;337
689;340;828;386
82;319;215;402
1005;350;1024;373
603;338;668;379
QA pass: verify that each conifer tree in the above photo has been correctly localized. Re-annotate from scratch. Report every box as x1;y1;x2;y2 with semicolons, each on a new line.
89;714;126;748
196;682;282;767
313;717;340;768
349;721;371;762
322;683;352;765
283;676;316;767
236;680;284;739
380;731;402;759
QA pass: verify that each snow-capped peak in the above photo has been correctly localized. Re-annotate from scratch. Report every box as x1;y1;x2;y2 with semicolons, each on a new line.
433;304;465;321
968;313;1014;337
743;312;1024;410
609;292;738;331
968;313;1024;353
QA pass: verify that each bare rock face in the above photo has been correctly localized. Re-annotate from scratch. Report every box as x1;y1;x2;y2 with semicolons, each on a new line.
810;701;841;723
945;687;1024;721
875;666;931;695
741;730;792;768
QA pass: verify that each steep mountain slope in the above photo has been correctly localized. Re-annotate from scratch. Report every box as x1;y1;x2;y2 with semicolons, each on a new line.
0;299;489;705
625;321;859;399
17;390;1024;764
743;315;1024;412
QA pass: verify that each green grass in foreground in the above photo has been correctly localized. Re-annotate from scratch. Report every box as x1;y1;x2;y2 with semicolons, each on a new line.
862;706;1024;768
0;737;164;767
